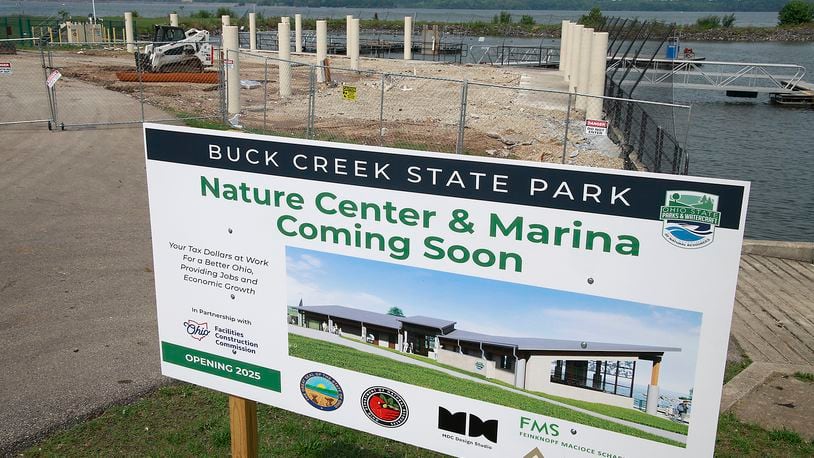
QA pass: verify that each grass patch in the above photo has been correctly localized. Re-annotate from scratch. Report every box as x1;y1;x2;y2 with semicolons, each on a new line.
289;334;684;447
723;356;753;384
361;338;687;435
793;371;814;383
715;412;814;457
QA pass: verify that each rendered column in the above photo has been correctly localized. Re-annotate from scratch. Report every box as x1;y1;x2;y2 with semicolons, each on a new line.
170;13;178;27
278;22;291;97
586;31;609;120
350;18;360;70
223;25;240;116
646;359;661;415
576;27;594;109
559;20;569;75
404;16;412;60
124;12;134;53
316;20;327;83
514;358;527;389
346;15;353;56
295;14;302;53
221;15;230;27
249;13;256;51
568;24;583;92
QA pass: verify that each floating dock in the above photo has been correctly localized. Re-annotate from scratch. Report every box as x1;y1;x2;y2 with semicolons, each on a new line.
772;81;814;107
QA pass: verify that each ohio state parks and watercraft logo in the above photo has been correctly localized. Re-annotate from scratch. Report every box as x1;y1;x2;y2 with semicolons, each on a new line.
659;191;722;249
360;386;409;428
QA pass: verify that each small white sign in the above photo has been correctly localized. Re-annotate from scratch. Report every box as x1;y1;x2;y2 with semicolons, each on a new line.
0;62;11;75
585;118;609;136
224;59;234;69
46;70;61;88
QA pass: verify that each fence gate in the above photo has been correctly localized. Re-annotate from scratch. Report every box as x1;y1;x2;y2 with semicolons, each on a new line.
0;39;54;128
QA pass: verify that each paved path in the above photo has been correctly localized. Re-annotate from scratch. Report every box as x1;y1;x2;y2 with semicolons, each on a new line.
0;79;173;454
290;326;688;444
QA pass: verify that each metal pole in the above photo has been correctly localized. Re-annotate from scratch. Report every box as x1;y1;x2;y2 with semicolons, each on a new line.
263;58;268;133
379;73;386;145
138;48;145;122
562;93;573;163
456;80;468;154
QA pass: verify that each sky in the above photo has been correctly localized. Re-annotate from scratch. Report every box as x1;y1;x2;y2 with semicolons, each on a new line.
286;246;702;394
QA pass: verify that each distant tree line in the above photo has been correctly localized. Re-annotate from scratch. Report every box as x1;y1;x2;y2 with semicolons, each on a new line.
254;0;792;12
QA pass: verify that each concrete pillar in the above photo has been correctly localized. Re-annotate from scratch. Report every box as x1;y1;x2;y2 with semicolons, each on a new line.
278;22;291;97
361;324;367;340
346;15;353;55
221;15;230;27
586;31;609;120
559;20;569;75
328;318;334;332
646;384;660;414
249;13;256;51
170;13;178;27
316;20;327;83
295;14;302;53
404;16;413;60
282;16;290;24
223;25;240;116
350;18;360;70
576;27;594;109
568;24;583;92
123;12;134;53
65;21;74;44
514;357;527;389
397;331;403;350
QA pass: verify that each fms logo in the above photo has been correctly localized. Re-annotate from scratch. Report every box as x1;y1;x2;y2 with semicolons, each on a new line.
438;407;498;444
183;320;210;341
660;191;721;249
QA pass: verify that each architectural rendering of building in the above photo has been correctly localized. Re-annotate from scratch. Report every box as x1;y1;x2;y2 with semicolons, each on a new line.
294;304;680;412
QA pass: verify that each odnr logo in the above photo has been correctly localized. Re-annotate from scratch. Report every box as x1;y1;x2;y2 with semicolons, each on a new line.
360;386;409;428
659;191;721;249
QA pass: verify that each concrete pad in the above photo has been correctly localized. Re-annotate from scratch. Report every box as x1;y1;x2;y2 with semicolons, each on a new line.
730;372;814;440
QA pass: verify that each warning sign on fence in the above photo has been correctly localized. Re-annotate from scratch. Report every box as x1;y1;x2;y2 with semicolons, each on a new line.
585;119;609;136
0;62;11;75
342;85;357;101
46;70;61;88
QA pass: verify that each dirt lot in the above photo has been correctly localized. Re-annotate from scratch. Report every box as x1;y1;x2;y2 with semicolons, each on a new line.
46;48;622;169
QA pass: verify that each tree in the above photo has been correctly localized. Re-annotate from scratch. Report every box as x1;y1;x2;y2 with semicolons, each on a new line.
579;7;604;29
57;9;70;21
778;0;814;25
387;307;405;317
722;13;736;27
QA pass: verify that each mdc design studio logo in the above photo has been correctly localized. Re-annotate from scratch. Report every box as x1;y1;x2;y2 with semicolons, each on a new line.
438;406;498;443
360;386;409;428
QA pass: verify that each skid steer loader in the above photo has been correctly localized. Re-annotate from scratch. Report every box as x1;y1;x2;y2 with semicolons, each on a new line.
135;25;215;73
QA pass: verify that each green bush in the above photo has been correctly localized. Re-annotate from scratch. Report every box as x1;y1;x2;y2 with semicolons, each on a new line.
778;0;814;25
696;15;722;29
492;11;511;25
215;7;235;18
519;15;535;26
722;13;736;28
579;7;604;29
191;10;212;19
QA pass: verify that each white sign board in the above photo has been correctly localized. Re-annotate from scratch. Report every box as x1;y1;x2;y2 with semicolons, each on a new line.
0;62;11;75
144;124;749;457
46;70;61;88
585;119;609;136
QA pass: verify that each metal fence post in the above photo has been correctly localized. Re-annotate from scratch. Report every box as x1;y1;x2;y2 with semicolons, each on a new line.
456;79;468;154
379;73;386;145
263;58;269;133
138;43;145;122
562;93;573;164
40;40;56;130
307;65;316;139
655;126;664;173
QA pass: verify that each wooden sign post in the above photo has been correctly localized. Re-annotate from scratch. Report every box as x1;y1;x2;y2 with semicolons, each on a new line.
229;395;258;458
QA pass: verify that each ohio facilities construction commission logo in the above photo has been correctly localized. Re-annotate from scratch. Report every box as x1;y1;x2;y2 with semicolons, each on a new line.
300;372;344;411
660;191;721;249
360;386;409;428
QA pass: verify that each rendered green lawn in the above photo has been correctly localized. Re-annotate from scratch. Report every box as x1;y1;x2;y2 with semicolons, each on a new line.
289;334;684;447
365;338;689;435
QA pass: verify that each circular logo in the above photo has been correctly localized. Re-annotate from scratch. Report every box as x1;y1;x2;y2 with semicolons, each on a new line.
360;386;409;428
300;372;344;411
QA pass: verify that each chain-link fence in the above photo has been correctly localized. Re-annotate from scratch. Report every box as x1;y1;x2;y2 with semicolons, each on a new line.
43;40;224;129
0;39;53;128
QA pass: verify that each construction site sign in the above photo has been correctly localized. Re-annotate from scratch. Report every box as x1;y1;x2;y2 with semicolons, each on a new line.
585;119;609;136
46;70;61;88
342;85;357;101
144;123;749;457
0;62;11;75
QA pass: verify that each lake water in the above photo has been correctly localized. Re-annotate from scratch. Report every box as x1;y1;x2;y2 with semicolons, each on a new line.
0;2;783;26
1;2;810;241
